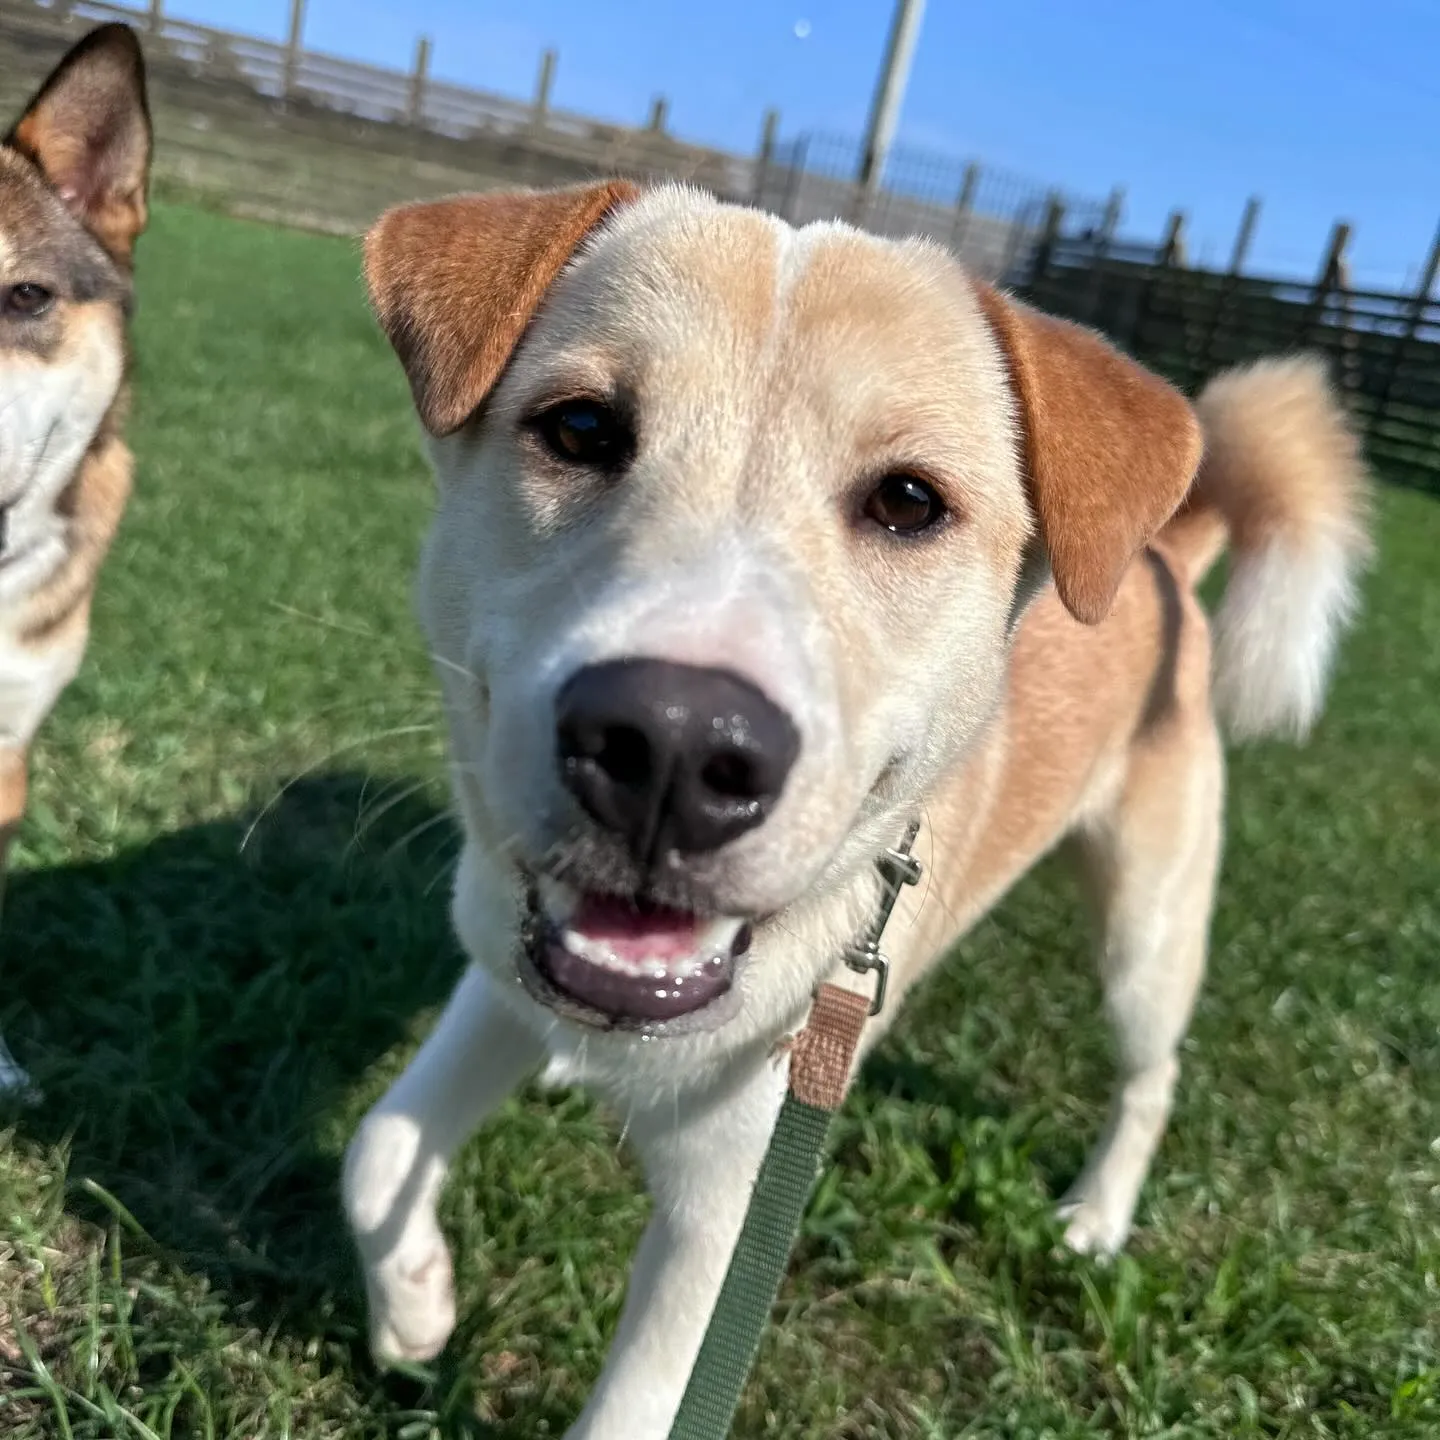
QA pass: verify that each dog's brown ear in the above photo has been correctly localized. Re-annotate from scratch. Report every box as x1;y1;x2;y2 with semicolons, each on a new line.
8;24;152;265
364;181;642;436
976;285;1203;625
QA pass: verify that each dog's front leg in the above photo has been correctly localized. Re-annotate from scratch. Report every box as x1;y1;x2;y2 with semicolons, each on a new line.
343;963;542;1364
565;1052;789;1440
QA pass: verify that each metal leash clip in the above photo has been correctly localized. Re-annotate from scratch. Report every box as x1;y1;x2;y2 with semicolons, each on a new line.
843;818;923;1016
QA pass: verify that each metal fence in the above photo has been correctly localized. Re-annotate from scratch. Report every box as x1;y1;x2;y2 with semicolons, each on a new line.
1017;215;1440;493
755;132;1112;280
1;0;1104;274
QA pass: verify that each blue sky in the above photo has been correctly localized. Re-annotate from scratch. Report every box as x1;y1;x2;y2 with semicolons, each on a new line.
167;0;1440;288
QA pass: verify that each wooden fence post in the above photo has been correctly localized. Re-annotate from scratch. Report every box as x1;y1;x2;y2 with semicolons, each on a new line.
647;96;668;134
1159;209;1188;266
1228;196;1261;274
948;161;980;256
407;36;431;128
1302;221;1351;345
1298;222;1355;404
1001;190;1058;287
752;108;780;206
1374;218;1440;444
283;0;306;104
148;0;163;37
1029;192;1066;286
1315;221;1352;290
1080;186;1125;325
1128;209;1186;367
1201;196;1262;372
532;48;557;132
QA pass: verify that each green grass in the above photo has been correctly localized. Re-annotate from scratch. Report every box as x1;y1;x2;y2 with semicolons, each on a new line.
0;202;1436;1439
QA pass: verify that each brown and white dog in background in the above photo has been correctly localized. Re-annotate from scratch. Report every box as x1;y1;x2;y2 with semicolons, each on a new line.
343;182;1371;1437
0;25;152;1093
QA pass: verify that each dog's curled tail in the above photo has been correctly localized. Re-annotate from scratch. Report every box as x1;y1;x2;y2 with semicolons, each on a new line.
1162;354;1372;742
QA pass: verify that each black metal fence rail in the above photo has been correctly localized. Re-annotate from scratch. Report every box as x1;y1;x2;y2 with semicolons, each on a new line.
1019;229;1440;493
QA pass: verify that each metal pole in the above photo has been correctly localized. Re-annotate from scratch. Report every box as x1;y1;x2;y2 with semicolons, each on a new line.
856;0;926;199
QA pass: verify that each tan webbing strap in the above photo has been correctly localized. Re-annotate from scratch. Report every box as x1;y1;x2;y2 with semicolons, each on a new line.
788;983;872;1110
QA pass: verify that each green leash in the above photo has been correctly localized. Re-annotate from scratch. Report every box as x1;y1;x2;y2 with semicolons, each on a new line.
667;822;922;1440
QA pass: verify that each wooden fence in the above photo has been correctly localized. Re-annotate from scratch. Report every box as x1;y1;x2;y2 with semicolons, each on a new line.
0;0;1100;279
1;0;746;235
1018;208;1440;494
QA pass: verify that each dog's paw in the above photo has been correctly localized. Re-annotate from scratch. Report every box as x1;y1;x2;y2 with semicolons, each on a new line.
365;1241;457;1366
1056;1193;1130;1259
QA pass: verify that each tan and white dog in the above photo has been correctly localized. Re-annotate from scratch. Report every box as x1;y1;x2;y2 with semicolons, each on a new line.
0;25;151;1092
343;181;1370;1436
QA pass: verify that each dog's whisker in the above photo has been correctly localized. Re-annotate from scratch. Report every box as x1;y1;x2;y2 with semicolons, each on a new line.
351;776;440;844
912;800;961;933
239;724;437;853
380;810;461;867
617;1096;637;1153
417;826;463;894
266;599;398;643
426;650;482;685
266;599;485;689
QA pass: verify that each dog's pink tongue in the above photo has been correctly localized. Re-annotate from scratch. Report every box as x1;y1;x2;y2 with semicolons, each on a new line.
571;895;699;963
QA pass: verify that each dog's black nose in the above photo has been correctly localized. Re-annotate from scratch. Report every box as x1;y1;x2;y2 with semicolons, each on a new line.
555;659;800;862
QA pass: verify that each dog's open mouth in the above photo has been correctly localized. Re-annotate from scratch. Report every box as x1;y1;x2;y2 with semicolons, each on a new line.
519;876;752;1032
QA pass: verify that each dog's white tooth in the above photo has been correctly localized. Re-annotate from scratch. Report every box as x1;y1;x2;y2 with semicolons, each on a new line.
601;947;636;975
562;929;613;968
645;961;668;980
698;915;744;955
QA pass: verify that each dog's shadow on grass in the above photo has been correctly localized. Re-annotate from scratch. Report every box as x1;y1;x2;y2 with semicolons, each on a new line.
0;769;548;1430
0;780;1073;1437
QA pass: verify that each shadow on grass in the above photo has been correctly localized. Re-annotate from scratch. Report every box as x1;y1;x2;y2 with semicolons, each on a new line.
0;781;1075;1438
0;770;570;1430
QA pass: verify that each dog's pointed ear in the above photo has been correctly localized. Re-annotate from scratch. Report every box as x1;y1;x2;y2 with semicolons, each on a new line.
364;181;642;436
8;25;152;265
975;285;1203;625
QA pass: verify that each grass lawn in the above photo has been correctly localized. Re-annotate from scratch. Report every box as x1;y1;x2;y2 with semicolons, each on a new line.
0;202;1436;1439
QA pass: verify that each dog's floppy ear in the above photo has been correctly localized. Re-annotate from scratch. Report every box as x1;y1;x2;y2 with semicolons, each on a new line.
364;181;642;436
976;285;1203;625
8;24;152;265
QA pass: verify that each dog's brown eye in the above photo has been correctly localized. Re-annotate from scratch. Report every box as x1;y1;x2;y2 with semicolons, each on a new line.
534;399;633;470
864;474;944;535
3;283;55;319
